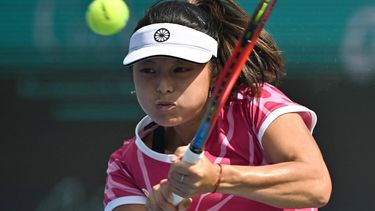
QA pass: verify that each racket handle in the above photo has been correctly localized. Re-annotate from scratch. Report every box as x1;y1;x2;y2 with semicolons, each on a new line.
171;193;185;206
181;145;203;164
171;146;203;206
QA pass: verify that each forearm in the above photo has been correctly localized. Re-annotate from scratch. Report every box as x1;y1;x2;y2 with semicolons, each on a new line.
217;161;331;208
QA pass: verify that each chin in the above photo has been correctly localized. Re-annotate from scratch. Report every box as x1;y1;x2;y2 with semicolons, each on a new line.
151;115;182;127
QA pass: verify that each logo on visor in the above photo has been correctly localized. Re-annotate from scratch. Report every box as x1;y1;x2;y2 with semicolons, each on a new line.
154;28;170;42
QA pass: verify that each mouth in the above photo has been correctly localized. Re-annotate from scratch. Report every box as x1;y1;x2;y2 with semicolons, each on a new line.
155;100;176;110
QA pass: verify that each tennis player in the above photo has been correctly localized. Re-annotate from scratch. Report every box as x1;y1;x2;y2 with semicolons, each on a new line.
104;1;332;210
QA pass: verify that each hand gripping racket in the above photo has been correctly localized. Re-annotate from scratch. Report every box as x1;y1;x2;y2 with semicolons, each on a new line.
171;0;277;205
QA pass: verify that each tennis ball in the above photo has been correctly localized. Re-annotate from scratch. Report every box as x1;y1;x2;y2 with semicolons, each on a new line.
86;0;130;36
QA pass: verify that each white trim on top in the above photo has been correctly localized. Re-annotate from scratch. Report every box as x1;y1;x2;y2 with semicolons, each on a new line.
105;196;147;211
134;116;175;163
257;105;317;149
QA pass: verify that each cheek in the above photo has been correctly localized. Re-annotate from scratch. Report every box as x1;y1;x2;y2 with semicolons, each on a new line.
184;87;209;104
133;77;152;109
180;78;210;109
133;73;153;93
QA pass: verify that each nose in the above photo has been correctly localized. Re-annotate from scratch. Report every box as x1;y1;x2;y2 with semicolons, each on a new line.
156;74;174;94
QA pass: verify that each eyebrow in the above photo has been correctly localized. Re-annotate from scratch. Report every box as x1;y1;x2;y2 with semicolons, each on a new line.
139;59;155;64
140;57;188;65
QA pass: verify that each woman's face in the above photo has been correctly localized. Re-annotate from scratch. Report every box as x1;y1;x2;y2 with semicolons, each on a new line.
133;57;212;127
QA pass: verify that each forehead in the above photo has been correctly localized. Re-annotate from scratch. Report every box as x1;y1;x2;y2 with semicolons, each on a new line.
137;56;181;64
134;56;206;66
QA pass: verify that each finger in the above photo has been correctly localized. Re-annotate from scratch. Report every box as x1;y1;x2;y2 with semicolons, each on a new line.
177;198;192;211
159;180;183;211
154;186;171;210
168;164;189;187
169;184;188;199
168;173;188;190
170;154;179;163
145;193;158;211
174;146;188;158
169;178;192;199
168;159;192;179
161;202;178;211
147;181;173;211
169;173;186;184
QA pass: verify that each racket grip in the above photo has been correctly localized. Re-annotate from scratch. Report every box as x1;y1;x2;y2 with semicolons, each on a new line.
171;193;185;206
171;146;203;206
181;145;203;164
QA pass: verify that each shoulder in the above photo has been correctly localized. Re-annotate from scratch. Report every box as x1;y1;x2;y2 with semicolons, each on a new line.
232;83;313;114
107;137;138;168
108;116;155;162
234;83;292;104
229;83;317;146
226;83;295;122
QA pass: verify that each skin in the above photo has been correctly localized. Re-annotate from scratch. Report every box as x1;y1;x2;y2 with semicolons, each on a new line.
114;57;332;211
132;57;213;152
168;113;332;208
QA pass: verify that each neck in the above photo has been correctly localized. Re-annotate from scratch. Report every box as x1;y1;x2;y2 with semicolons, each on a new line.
163;120;200;153
159;101;208;153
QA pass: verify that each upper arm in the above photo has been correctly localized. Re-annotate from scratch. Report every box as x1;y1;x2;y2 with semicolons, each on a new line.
262;112;332;205
262;112;323;165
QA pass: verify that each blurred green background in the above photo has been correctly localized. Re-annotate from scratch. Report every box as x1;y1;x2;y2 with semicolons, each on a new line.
0;0;374;210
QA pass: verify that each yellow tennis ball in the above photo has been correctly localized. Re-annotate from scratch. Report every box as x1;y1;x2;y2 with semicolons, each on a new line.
86;0;130;36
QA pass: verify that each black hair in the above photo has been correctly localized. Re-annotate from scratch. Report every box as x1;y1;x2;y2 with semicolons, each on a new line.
134;0;285;96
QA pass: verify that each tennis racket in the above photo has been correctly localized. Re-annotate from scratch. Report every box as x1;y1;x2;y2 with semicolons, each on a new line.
171;0;277;205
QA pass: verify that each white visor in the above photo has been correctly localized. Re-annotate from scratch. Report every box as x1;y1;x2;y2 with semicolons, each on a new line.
123;23;218;65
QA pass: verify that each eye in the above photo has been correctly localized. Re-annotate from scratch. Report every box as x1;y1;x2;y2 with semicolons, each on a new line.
138;68;156;74
174;67;192;73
